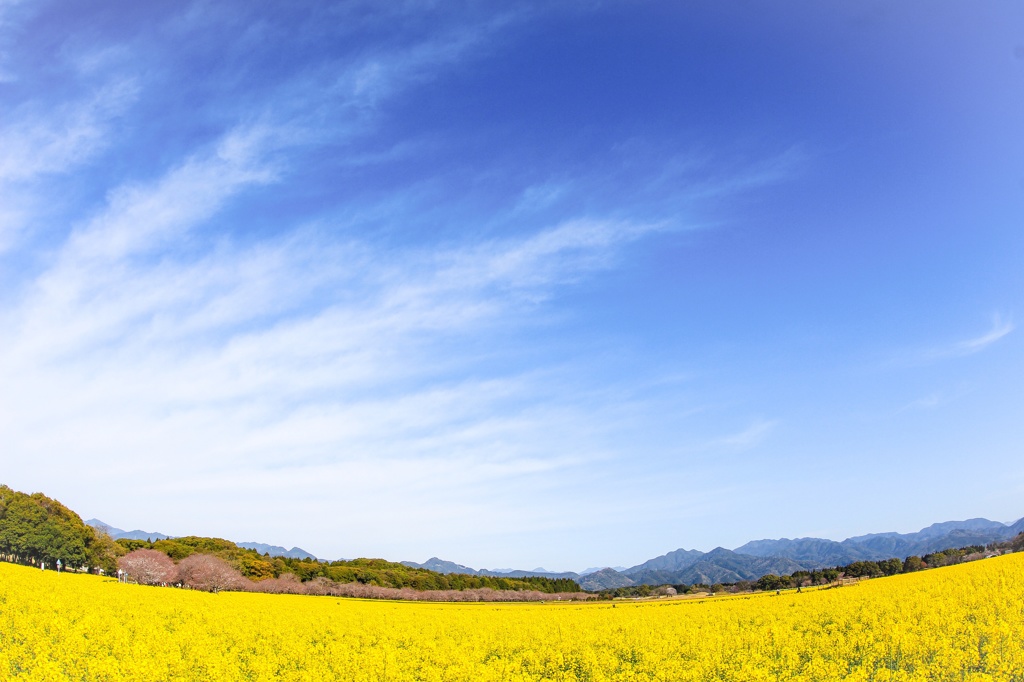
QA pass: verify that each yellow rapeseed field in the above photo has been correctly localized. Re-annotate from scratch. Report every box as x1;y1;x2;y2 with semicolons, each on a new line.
1;553;1023;681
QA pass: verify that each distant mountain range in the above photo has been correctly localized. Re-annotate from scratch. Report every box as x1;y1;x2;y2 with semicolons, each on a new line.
734;517;1024;567
89;514;1024;591
579;566;628;575
405;516;1024;591
400;558;580;581
86;520;317;561
236;542;318;561
86;519;174;542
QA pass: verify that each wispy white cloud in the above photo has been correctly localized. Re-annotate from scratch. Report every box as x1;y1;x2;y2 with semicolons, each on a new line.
0;77;139;252
337;11;521;105
0;78;138;183
716;418;778;449
0;110;666;553
666;417;779;460
0;0;27;82
0;2;812;564
896;392;944;413
66;124;279;263
911;314;1015;364
66;44;133;77
952;314;1014;355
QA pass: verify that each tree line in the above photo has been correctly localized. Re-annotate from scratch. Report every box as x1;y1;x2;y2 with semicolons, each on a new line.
116;536;581;593
0;485;583;598
9;482;1017;602
116;548;592;601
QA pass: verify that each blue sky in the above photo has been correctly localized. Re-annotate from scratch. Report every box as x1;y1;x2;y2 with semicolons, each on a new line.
1;1;1021;571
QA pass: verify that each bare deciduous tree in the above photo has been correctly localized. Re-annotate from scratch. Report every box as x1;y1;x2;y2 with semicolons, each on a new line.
176;554;247;592
117;549;176;586
322;581;593;602
252;573;304;595
304;577;336;596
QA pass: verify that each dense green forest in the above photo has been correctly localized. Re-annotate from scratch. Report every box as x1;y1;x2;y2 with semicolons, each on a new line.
0;485;121;574
0;485;580;594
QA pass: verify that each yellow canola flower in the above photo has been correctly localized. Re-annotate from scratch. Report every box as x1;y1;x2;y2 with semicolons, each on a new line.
1;553;1023;680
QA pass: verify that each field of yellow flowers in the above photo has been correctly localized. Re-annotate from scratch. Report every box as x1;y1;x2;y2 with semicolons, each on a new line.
2;552;1022;681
